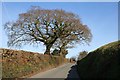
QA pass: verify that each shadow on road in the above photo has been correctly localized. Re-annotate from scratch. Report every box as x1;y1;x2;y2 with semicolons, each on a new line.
65;65;80;80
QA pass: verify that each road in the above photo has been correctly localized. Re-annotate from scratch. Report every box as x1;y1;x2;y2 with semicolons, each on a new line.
29;63;80;79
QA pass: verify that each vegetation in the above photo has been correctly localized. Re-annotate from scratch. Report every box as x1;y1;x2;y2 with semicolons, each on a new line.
1;48;69;78
4;6;92;55
77;51;88;61
51;48;68;58
70;56;76;62
77;40;120;80
51;49;60;56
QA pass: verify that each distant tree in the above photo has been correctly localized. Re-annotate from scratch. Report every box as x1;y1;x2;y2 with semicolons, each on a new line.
4;6;92;55
70;56;76;62
77;51;88;61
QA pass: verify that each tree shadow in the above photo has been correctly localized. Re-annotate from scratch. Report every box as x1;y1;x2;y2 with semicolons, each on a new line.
65;65;80;80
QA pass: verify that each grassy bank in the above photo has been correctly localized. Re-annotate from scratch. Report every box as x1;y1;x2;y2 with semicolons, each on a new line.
1;48;69;78
77;41;120;80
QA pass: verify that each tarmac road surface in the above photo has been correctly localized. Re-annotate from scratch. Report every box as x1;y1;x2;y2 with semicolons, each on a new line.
29;63;80;79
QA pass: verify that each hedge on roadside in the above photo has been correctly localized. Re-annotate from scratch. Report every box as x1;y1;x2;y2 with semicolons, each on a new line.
1;48;69;78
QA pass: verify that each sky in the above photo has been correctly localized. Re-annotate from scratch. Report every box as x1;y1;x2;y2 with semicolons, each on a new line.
1;0;119;2
0;2;118;58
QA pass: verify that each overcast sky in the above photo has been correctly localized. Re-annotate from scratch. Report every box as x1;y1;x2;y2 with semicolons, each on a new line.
0;2;118;58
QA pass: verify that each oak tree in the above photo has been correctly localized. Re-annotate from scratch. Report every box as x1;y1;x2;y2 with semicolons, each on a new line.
4;6;92;55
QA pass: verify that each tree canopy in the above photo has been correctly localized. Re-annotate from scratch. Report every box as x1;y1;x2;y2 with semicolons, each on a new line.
4;6;92;55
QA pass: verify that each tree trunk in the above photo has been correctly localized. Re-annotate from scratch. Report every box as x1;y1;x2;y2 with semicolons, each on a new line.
44;44;52;55
44;37;58;55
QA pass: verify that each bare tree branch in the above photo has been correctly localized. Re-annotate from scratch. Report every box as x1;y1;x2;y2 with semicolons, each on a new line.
4;6;92;55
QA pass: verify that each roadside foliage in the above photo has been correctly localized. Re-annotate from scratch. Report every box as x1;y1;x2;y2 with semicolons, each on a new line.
1;48;69;78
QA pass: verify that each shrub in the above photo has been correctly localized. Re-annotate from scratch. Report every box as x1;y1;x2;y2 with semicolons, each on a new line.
1;48;68;78
77;41;120;80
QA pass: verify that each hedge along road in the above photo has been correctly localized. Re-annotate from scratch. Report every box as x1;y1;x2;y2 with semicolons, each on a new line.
28;63;80;79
